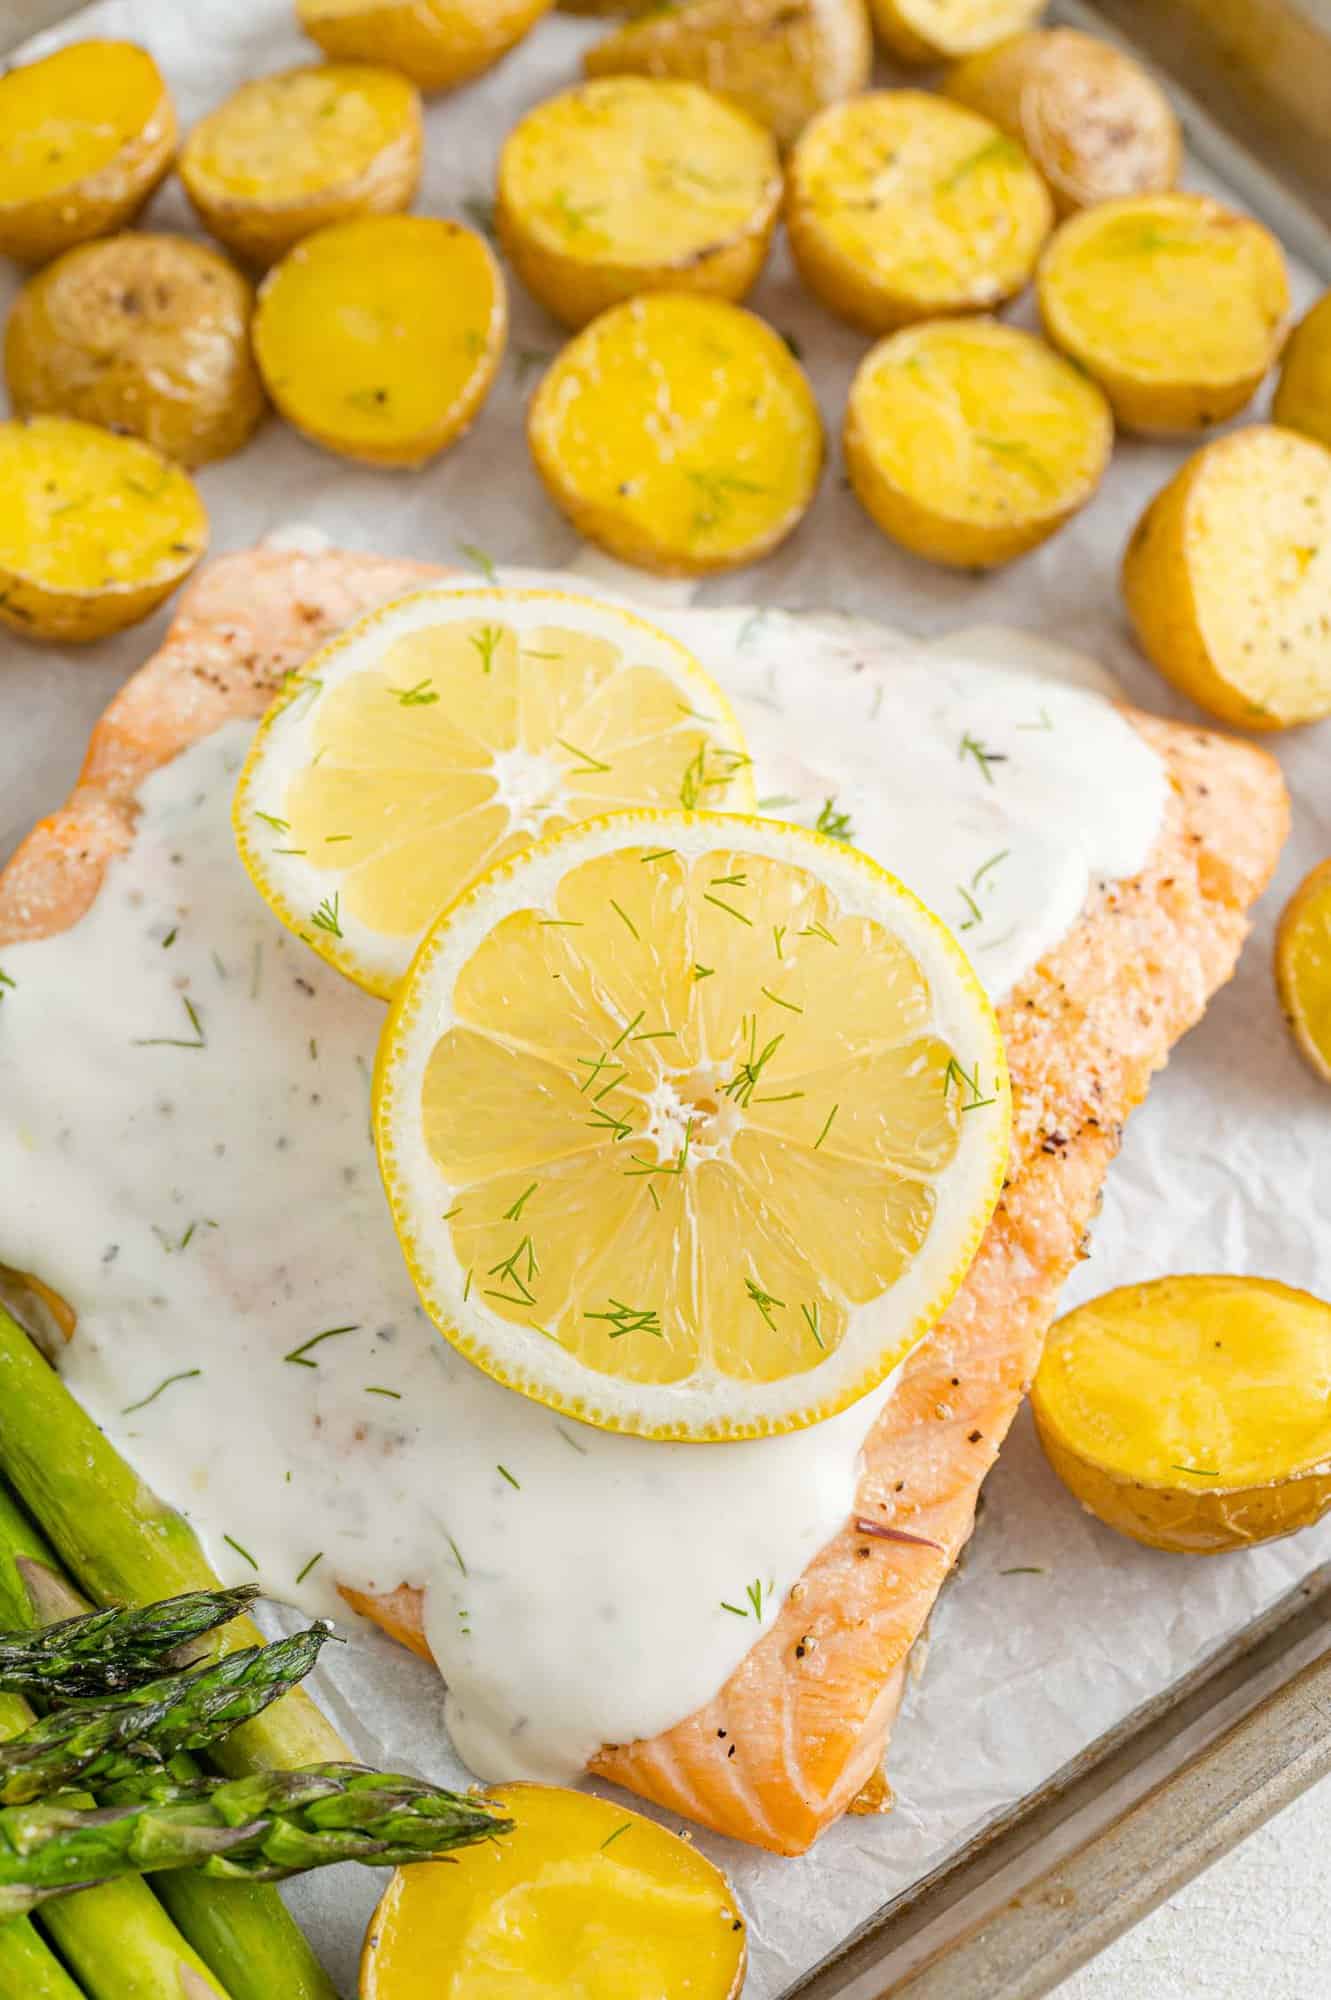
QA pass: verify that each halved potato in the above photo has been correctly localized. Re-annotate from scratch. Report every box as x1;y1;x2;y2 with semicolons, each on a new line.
0;40;176;265
944;28;1181;215
869;0;1044;63
1033;1276;1331;1554
1273;290;1331;452
786;92;1052;334
179;64;422;268
1276;859;1331;1085
1037;193;1289;434
360;1784;746;1999
844;317;1112;569
1121;425;1331;730
527;291;823;574
584;0;873;152
497;77;781;329
296;0;553;91
4;234;265;468
0;416;207;644
253;214;506;467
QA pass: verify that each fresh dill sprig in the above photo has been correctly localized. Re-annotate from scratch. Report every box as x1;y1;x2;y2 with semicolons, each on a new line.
121;1368;202;1416
813;1103;838;1150
284;1324;361;1368
253;811;290;833
815;797;855;842
801;1301;825;1350
556;737;611;775
469;624;503;675
295;1553;323;1585
958;732;1008;785
311;894;343;938
585;1298;663;1340
502;1182;538;1222
942;1057;998;1111
390;678;439;706
133;997;206;1049
723;1023;783;1109
223;1535;259;1571
744;1275;785;1329
457;540;497;581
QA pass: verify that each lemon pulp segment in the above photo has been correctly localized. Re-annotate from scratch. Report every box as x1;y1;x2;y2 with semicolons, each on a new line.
375;811;1008;1438
234;589;755;995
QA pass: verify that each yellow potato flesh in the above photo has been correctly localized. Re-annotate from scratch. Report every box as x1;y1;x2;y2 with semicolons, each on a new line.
183;65;418;204
1039;194;1289;419
528;292;822;574
297;0;554;92
500;77;779;270
253;215;505;466
845;317;1112;566
1122;425;1331;729
869;0;1045;65
0;417;204;594
0;41;165;204
1033;1276;1331;1553
1274;291;1331;452
1276;859;1331;1085
360;1784;746;1999
788;92;1051;332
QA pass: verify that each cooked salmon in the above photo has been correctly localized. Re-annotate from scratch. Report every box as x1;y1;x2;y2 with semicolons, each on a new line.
0;549;1289;1857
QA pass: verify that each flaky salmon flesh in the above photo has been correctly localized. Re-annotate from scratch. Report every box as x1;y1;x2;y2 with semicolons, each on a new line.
0;548;1289;1856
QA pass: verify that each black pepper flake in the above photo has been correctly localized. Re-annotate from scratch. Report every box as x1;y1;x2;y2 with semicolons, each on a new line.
968;1429;983;1443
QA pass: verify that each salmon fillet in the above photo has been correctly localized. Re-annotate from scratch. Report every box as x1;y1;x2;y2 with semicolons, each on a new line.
0;550;1289;1858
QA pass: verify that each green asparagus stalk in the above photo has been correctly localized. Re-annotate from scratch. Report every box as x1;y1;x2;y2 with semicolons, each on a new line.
0;1485;337;2000
0;1650;228;1998
0;1763;510;1915
0;1627;335;1806
0;1307;346;1774
0;1585;261;1700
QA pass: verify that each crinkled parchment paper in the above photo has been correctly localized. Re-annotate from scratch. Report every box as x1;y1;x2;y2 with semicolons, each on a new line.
2;3;1329;1992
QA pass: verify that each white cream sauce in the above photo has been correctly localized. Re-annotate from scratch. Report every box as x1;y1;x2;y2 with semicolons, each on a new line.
0;601;1165;1784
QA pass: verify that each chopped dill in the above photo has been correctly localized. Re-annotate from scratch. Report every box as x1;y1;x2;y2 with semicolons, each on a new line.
958;732;1007;785
284;1324;361;1368
798;920;837;945
608;899;639;939
554;1423;589;1456
497;1464;521;1490
556;737;611;775
813;1103;838;1150
585;1298;663;1340
469;624;503;675
121;1368;202;1415
447;1534;468;1574
295;1553;323;1585
223;1535;259;1571
702;892;752;926
801;1301;825;1350
457;540;497;581
391;678;439;706
942;1057;998;1111
693;963;714;981
744;1275;785;1329
761;984;803;1014
814;797;854;842
600;1821;632;1851
503;1182;538;1222
311;894;343;938
133;996;206;1049
365;1385;402;1399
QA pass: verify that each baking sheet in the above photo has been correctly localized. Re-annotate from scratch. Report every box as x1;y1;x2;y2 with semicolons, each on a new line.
2;3;1330;1994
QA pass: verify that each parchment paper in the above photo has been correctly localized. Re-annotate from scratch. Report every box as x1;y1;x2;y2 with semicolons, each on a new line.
2;4;1329;1993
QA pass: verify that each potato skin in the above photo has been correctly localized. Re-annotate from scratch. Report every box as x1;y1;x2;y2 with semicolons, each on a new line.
1273;290;1331;452
0;41;177;265
1122;425;1331;730
584;0;873;151
5;234;266;468
944;29;1181;216
869;0;1043;64
296;0;553;92
0;416;207;644
179;65;423;269
1037;194;1289;435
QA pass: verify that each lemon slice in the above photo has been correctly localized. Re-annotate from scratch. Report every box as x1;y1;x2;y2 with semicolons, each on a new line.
233;587;754;996
374;809;1009;1439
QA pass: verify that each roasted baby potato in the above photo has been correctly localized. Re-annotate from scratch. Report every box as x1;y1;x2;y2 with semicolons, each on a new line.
0;416;207;644
944;28;1181;216
5;234;265;468
786;93;1052;334
1273;290;1331;452
583;0;873;152
1037;193;1289;434
361;1785;747;1999
179;64;422;269
1122;425;1331;729
253;214;506;467
0;40;176;265
1033;1276;1331;1555
1276;860;1331;1086
497;77;781;328
296;0;553;92
869;0;1045;63
528;291;823;574
844;318;1112;569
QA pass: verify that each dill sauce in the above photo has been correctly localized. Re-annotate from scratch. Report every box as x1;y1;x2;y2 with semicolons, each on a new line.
0;599;1165;1785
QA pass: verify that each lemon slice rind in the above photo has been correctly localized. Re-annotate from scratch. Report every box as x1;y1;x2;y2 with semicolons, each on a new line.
374;807;1009;1441
233;586;755;997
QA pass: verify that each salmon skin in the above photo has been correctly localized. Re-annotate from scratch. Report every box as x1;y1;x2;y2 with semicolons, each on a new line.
0;549;1290;1856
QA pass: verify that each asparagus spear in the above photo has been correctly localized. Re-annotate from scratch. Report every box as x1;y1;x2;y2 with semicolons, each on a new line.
0;1763;510;1914
0;1485;337;2000
0;1631;228;1998
0;1586;261;1700
0;1628;335;1806
0;1308;346;1775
